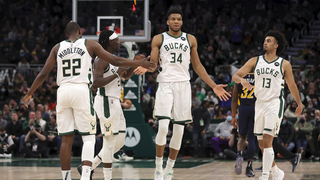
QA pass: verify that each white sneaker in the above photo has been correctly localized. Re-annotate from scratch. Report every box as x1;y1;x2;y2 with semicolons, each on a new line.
4;153;12;158
118;153;134;162
0;154;4;158
113;156;120;162
271;168;284;180
154;169;164;180
163;169;174;180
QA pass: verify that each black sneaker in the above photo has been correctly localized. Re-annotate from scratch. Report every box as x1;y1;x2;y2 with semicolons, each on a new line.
245;166;255;177
290;153;301;172
77;165;94;180
234;155;243;175
254;166;262;171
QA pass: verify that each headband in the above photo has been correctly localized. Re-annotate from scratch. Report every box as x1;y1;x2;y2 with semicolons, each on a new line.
109;32;118;40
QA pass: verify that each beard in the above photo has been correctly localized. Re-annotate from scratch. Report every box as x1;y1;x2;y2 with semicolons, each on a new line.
169;26;181;32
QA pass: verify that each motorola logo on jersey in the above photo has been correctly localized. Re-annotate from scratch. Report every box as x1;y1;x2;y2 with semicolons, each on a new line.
125;127;141;147
181;37;186;41
274;62;279;66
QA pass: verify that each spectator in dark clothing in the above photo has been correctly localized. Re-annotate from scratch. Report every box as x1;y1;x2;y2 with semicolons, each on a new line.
0;127;17;158
191;100;211;158
278;116;295;152
21;124;48;158
294;114;313;158
21;30;40;60
45;115;61;156
0;111;7;128
6;112;23;154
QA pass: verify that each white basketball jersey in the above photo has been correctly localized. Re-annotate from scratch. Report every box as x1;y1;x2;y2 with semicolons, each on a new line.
254;55;284;101
96;63;121;99
157;32;191;82
56;39;93;86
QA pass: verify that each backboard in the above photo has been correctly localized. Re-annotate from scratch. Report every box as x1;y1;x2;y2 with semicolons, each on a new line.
72;0;150;42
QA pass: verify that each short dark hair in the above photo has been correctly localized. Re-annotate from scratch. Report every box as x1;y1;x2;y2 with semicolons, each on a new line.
0;127;5;132
98;30;115;50
167;8;183;19
201;100;209;107
51;115;56;120
65;22;80;36
264;30;287;55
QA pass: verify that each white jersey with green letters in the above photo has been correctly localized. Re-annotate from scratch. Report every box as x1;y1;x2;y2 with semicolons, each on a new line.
157;32;191;82
56;38;93;86
96;62;121;99
254;55;284;101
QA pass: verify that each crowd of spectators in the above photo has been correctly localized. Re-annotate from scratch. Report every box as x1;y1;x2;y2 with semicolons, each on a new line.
1;0;320;159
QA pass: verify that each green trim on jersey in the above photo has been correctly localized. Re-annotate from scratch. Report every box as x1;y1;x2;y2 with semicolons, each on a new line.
59;131;74;136
278;88;284;118
103;96;110;118
264;128;272;131
99;87;105;96
119;130;126;133
165;31;183;39
160;34;164;49
84;39;87;46
65;38;80;43
254;56;259;71
88;68;92;84
262;55;279;64
104;64;110;73
254;133;263;136
280;58;284;76
58;43;60;48
186;33;191;48
88;85;94;116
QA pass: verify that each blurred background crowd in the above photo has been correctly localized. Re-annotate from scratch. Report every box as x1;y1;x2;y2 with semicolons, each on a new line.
0;0;320;160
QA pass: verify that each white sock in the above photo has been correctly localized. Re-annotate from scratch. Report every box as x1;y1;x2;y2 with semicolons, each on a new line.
155;156;163;170
165;158;175;171
103;168;112;180
62;170;71;180
80;165;91;180
262;148;274;178
92;155;102;170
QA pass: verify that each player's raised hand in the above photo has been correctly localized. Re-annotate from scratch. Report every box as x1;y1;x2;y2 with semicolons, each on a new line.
240;78;253;90
212;84;231;101
22;94;32;108
134;54;145;60
134;66;148;75
232;117;238;129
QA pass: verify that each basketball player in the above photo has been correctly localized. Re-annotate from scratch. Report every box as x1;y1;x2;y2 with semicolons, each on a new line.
231;73;256;177
232;30;303;180
77;30;142;180
22;22;155;180
134;8;231;180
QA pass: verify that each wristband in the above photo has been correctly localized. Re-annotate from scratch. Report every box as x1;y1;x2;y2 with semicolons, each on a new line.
115;72;120;79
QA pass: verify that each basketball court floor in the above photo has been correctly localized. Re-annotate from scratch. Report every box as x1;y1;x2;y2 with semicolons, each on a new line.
1;157;319;180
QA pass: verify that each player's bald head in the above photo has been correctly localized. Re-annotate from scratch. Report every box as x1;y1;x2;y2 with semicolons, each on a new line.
65;21;80;36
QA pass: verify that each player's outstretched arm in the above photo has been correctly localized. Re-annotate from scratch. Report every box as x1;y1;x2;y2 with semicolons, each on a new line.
23;44;58;107
123;54;147;79
188;34;230;101
87;40;156;69
231;83;239;129
92;58;119;89
133;34;161;75
283;60;303;116
232;57;256;90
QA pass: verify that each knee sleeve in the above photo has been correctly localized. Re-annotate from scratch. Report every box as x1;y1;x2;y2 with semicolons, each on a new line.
101;135;117;163
81;135;96;162
155;119;170;146
169;124;185;150
114;133;125;153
